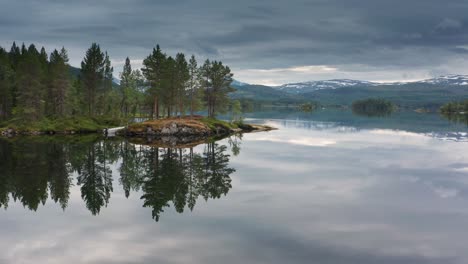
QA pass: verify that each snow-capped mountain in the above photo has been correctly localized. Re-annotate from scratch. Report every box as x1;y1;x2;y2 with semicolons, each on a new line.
268;75;468;94
273;79;377;94
415;75;468;86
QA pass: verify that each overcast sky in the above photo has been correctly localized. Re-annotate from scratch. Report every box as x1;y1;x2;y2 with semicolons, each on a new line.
2;0;468;85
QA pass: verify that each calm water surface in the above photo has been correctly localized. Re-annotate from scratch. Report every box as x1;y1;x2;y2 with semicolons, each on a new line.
0;110;467;264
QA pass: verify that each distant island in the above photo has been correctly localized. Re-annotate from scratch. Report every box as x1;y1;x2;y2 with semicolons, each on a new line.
440;100;468;125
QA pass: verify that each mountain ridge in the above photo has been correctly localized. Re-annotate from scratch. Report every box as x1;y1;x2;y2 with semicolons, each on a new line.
233;74;468;94
230;75;468;108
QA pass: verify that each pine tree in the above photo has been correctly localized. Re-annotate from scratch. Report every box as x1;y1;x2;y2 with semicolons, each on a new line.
174;53;189;117
120;57;132;117
200;60;234;118
81;43;105;116
48;47;71;117
98;51;114;116
0;48;13;120
16;44;45;120
9;42;20;70
161;56;176;117
142;45;166;119
188;55;199;118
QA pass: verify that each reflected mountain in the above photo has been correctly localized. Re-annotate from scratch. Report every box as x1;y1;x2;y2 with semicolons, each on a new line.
263;118;467;142
240;109;467;133
0;136;237;220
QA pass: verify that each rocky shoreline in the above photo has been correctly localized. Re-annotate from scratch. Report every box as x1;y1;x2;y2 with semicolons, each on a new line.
117;118;275;137
1;117;276;138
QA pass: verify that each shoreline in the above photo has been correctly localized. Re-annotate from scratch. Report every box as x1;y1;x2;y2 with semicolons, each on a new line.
1;117;276;138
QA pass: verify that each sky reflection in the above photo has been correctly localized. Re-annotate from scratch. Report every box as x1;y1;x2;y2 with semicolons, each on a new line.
0;117;467;264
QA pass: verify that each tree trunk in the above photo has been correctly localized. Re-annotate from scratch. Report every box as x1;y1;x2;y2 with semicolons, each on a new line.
153;96;159;119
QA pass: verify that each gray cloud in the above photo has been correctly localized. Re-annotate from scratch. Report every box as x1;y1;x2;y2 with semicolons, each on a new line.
1;0;468;84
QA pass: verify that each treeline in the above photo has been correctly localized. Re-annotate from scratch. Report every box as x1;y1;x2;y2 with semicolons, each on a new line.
0;137;237;220
440;100;468;114
0;42;234;123
141;45;234;119
351;98;395;117
440;100;468;125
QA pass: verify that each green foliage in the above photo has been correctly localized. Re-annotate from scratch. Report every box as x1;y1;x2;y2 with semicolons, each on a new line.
0;137;236;218
47;47;71;117
80;43;106;116
440;100;468;114
230;100;243;122
200;117;238;130
299;102;318;112
0;116;123;133
440;100;468;125
16;44;46;121
0;48;13;120
0;42;236;133
200;60;234;118
352;98;396;117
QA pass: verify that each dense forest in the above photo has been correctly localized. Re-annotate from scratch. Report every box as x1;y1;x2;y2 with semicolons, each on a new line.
0;42;234;129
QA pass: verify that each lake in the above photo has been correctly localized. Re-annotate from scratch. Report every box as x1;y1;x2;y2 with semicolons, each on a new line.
0;110;467;264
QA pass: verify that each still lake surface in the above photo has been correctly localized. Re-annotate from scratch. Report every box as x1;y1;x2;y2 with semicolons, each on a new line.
0;109;467;264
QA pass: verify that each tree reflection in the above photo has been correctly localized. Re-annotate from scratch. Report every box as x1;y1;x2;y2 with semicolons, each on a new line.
0;136;238;221
441;112;468;126
76;142;113;215
140;142;235;221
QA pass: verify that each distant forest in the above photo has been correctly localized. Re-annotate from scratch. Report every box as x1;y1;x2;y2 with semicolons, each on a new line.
440;100;468;114
0;42;234;123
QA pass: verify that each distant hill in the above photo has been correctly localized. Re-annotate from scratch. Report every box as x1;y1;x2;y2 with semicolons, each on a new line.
69;65;81;79
230;83;301;103
230;76;468;109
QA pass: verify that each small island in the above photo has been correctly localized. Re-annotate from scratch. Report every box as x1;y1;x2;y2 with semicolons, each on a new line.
0;42;276;138
440;100;468;125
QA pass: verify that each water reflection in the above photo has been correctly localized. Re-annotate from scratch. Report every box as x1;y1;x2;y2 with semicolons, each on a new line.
0;136;237;220
441;112;468;126
141;143;234;221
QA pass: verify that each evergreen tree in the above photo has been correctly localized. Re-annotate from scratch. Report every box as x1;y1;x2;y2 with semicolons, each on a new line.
8;42;21;109
188;55;200;118
120;57;132;117
161;56;177;117
142;45;166;119
174;53;189;117
81;43;105;116
9;42;20;70
98;51;115;116
200;60;234;118
16;44;46;120
0;48;13;120
47;47;71;117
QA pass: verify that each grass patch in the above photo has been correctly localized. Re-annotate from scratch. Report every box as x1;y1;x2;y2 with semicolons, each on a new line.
199;117;238;130
0;116;125;133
